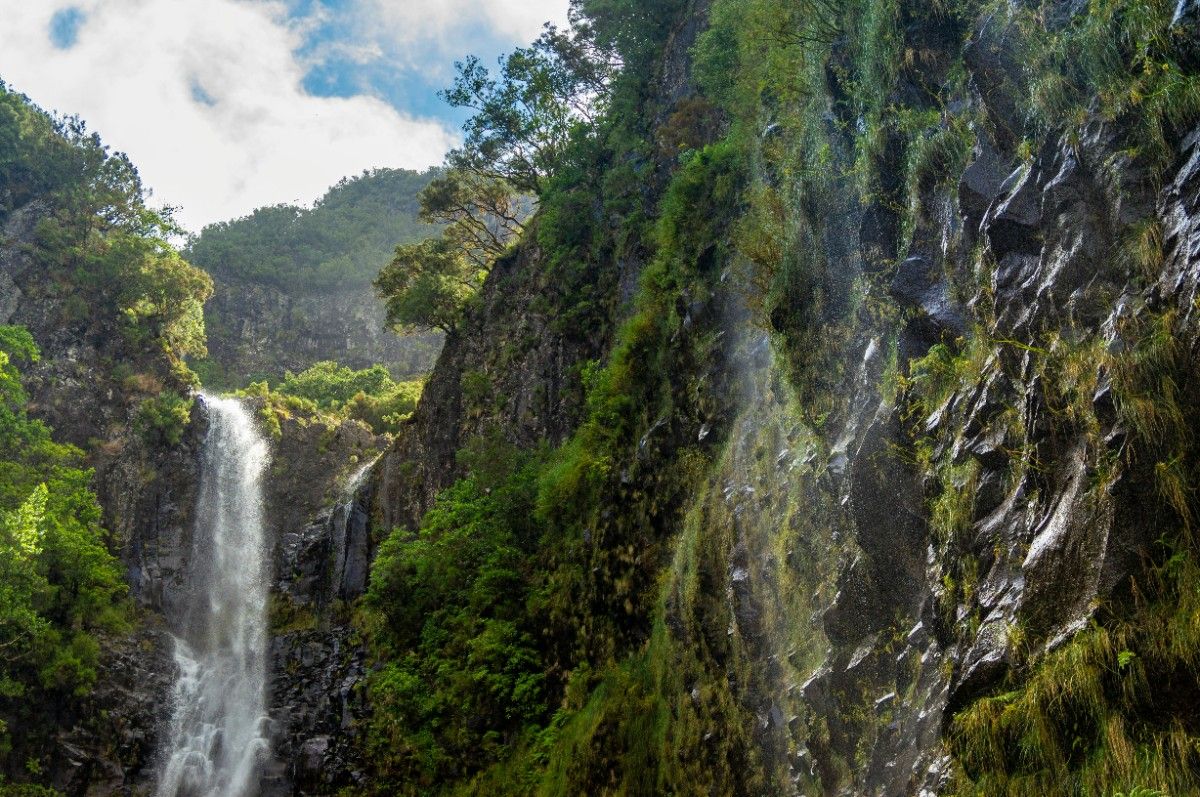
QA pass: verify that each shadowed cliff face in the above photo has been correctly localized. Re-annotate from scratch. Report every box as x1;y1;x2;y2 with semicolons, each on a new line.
202;277;441;386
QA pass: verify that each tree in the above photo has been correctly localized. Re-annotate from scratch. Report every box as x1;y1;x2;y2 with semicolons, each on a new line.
277;361;394;408
375;237;485;334
375;19;618;337
568;0;686;71
375;171;529;335
0;326;128;715
117;234;214;360
442;25;616;194
418;171;526;269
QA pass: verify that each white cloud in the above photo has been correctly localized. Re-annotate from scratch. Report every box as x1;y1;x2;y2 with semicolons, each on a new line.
0;0;459;232
367;0;570;48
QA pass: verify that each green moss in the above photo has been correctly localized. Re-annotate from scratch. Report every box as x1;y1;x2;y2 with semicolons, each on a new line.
268;594;318;635
947;303;1200;794
0;785;62;797
1008;0;1200;179
134;391;194;447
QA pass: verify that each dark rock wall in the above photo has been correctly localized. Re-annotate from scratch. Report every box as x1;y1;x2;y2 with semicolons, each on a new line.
255;408;386;795
202;274;441;385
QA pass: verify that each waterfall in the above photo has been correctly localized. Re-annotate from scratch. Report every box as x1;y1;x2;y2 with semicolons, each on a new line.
329;456;379;602
157;394;273;797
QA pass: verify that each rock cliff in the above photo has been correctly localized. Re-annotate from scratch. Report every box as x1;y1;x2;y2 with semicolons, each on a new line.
358;0;1200;794
201;277;440;386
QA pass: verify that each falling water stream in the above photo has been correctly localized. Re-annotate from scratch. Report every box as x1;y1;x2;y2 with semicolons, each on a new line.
157;394;272;797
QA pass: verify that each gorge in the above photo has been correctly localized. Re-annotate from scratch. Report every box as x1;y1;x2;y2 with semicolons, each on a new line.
3;0;1200;795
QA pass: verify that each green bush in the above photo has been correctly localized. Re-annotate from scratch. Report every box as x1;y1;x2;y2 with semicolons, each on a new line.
134;392;194;446
363;452;546;792
278;361;394;408
263;361;423;436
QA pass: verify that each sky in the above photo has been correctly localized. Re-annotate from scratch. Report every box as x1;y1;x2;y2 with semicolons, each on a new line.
0;0;569;232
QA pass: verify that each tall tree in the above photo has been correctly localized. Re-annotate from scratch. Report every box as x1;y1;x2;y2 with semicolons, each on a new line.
442;25;616;194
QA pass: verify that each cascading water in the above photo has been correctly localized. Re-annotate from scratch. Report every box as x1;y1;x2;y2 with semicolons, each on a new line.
329;456;379;601
157;394;272;797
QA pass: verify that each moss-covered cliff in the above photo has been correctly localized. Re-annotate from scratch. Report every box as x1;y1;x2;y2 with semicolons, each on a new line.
355;0;1200;795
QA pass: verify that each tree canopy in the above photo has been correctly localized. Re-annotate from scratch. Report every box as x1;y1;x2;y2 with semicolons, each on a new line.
373;22;618;335
185;168;438;290
441;25;616;195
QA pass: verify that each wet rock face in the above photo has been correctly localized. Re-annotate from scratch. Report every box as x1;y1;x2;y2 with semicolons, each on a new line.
267;445;378;795
766;5;1197;795
269;627;369;795
1160;126;1200;312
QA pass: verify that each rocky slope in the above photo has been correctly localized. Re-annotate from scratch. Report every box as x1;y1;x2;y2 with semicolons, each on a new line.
256;401;387;795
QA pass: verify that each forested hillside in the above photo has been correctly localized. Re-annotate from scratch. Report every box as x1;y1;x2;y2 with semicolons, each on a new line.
186;168;434;289
186;169;442;387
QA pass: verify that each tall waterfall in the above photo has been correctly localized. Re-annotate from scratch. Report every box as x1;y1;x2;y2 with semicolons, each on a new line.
157;394;272;797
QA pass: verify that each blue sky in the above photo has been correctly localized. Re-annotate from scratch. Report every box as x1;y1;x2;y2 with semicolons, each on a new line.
0;0;568;231
289;0;545;124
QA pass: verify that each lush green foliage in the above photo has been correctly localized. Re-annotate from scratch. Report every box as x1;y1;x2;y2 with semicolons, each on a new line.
1;81;212;380
243;361;423;436
363;114;742;797
186;168;436;289
0;327;128;750
0;785;60;797
364;448;546;791
374;15;619;336
280;360;423;435
376;237;489;334
374;166;530;334
442;26;615;195
134;391;195;447
278;361;395;407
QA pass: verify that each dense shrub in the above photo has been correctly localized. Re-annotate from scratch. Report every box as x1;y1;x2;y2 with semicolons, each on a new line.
363;450;546;791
